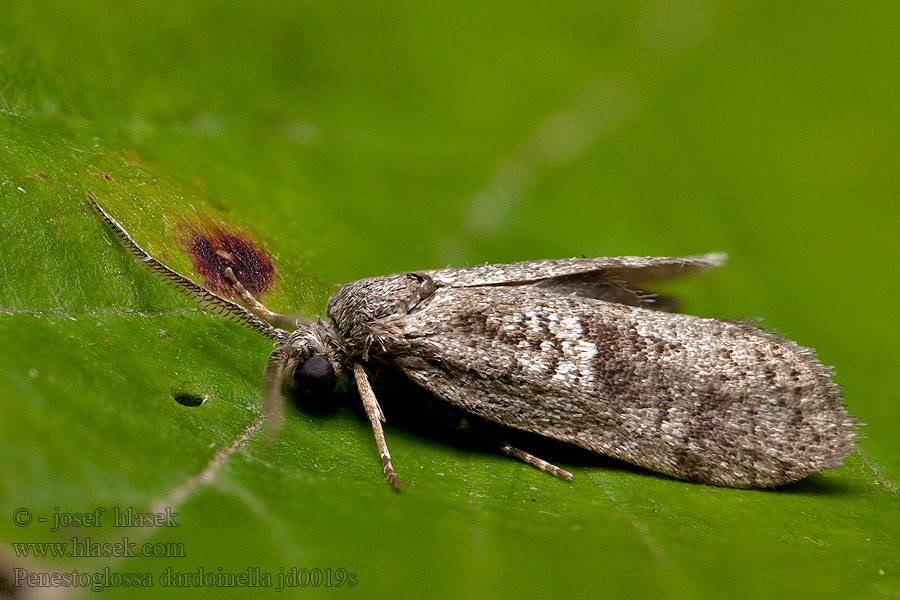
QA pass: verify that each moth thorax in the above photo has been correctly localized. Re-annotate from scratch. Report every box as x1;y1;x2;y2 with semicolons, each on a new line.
326;273;435;335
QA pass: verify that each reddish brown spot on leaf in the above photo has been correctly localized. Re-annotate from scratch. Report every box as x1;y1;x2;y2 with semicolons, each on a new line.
38;172;49;179
94;172;113;182
180;223;276;297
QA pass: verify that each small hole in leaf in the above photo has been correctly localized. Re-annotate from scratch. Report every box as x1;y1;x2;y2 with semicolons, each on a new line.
173;392;206;407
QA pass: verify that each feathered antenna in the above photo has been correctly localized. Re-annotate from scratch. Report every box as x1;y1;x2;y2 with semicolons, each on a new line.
88;193;290;343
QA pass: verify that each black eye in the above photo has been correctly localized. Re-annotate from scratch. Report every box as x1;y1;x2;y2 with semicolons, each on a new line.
293;354;337;397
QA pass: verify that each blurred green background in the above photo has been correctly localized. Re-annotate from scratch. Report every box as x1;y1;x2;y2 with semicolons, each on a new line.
1;1;898;599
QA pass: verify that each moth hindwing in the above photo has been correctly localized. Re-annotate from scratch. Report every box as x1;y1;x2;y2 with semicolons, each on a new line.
91;196;858;489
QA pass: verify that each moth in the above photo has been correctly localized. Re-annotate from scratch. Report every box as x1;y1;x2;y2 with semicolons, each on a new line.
90;196;858;488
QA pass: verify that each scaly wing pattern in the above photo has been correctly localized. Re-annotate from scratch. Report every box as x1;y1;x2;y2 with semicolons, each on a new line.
374;285;857;488
424;254;727;288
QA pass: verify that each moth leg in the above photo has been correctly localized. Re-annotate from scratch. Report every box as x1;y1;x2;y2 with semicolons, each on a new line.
353;362;401;488
223;267;305;330
496;441;574;481
446;414;573;481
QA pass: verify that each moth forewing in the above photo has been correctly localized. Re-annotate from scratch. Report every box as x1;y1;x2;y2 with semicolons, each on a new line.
423;254;727;288
367;284;857;488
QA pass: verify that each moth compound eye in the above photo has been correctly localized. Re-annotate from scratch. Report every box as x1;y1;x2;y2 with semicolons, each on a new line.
293;354;337;396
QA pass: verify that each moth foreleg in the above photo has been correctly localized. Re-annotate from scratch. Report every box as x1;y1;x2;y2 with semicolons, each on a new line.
500;442;574;481
223;267;304;330
353;362;401;488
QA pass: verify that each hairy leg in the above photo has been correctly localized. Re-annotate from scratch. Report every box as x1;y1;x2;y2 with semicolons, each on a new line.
354;363;401;488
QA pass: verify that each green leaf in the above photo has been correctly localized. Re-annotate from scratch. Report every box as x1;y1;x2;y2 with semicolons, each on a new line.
2;2;898;599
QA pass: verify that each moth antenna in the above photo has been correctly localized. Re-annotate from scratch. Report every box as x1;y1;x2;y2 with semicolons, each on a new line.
261;346;302;439
500;443;574;481
354;362;401;488
89;193;289;342
223;267;306;330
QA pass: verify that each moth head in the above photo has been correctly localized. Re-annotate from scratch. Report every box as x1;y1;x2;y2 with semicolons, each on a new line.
292;353;338;397
262;325;343;433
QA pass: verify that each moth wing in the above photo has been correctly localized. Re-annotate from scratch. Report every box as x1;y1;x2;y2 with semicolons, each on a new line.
424;253;727;288
375;285;856;488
